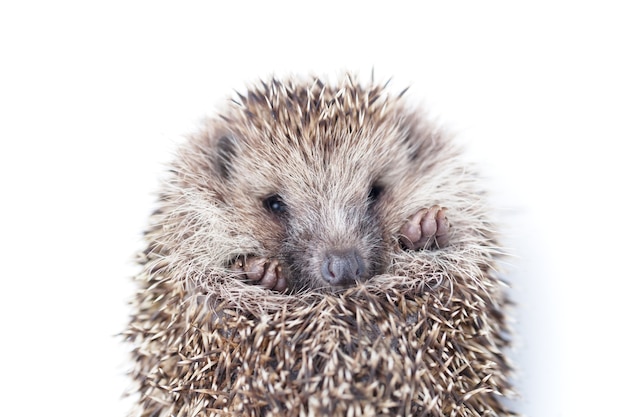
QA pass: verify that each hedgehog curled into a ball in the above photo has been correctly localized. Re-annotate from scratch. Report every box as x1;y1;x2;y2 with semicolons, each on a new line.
126;74;515;416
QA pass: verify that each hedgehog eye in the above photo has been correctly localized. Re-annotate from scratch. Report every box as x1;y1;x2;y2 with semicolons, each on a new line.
368;183;384;203
263;194;288;216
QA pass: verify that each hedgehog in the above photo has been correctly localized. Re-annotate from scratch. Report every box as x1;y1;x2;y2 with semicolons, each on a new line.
125;73;515;416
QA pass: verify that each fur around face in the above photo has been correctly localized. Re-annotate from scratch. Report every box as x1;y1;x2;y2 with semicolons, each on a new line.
125;74;514;416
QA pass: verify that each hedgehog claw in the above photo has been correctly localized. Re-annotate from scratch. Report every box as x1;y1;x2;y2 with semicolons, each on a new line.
230;256;288;292
400;205;450;250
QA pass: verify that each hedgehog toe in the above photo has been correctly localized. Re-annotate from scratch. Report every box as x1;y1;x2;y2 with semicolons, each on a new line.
400;205;450;250
231;256;288;292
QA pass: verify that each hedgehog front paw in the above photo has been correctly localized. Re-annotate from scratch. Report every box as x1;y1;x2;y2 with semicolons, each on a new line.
399;205;450;250
230;256;288;292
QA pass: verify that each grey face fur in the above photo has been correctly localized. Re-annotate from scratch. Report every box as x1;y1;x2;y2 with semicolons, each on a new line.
213;128;392;290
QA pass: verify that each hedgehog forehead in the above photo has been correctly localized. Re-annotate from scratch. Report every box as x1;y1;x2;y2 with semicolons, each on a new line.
229;105;405;168
205;111;423;224
232;132;378;200
215;77;419;202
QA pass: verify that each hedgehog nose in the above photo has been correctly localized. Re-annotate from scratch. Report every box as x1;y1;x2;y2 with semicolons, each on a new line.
321;249;366;286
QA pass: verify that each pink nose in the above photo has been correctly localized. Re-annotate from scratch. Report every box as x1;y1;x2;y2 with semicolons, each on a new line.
321;249;365;286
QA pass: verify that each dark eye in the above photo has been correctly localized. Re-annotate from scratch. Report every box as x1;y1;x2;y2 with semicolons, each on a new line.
263;194;288;216
368;183;384;203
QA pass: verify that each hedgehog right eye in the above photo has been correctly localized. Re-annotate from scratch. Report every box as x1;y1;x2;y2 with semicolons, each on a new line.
263;194;288;216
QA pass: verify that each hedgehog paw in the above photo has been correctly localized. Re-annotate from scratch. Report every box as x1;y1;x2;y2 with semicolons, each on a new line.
230;256;288;292
399;205;450;250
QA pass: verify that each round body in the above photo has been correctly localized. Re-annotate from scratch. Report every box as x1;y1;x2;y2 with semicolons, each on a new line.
126;74;514;416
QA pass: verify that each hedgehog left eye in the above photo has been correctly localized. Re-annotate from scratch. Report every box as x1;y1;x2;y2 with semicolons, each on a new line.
263;194;288;216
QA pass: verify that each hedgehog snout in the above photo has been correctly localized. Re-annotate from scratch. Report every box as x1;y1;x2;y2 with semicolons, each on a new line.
320;248;365;286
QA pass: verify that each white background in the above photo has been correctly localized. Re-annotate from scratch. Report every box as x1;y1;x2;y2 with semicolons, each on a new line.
1;2;624;416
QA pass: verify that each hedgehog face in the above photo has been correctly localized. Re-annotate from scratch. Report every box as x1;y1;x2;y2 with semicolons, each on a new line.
264;152;389;291
210;117;410;291
171;78;448;292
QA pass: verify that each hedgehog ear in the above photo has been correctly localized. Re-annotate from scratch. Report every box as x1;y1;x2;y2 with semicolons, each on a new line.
216;135;237;179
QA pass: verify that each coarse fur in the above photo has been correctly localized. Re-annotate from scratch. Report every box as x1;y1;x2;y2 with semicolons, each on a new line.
125;73;515;416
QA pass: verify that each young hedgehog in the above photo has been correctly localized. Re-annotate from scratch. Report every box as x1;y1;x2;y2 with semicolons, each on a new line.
126;74;515;416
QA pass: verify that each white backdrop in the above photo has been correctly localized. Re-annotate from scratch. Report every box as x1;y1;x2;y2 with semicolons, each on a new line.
1;2;624;416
